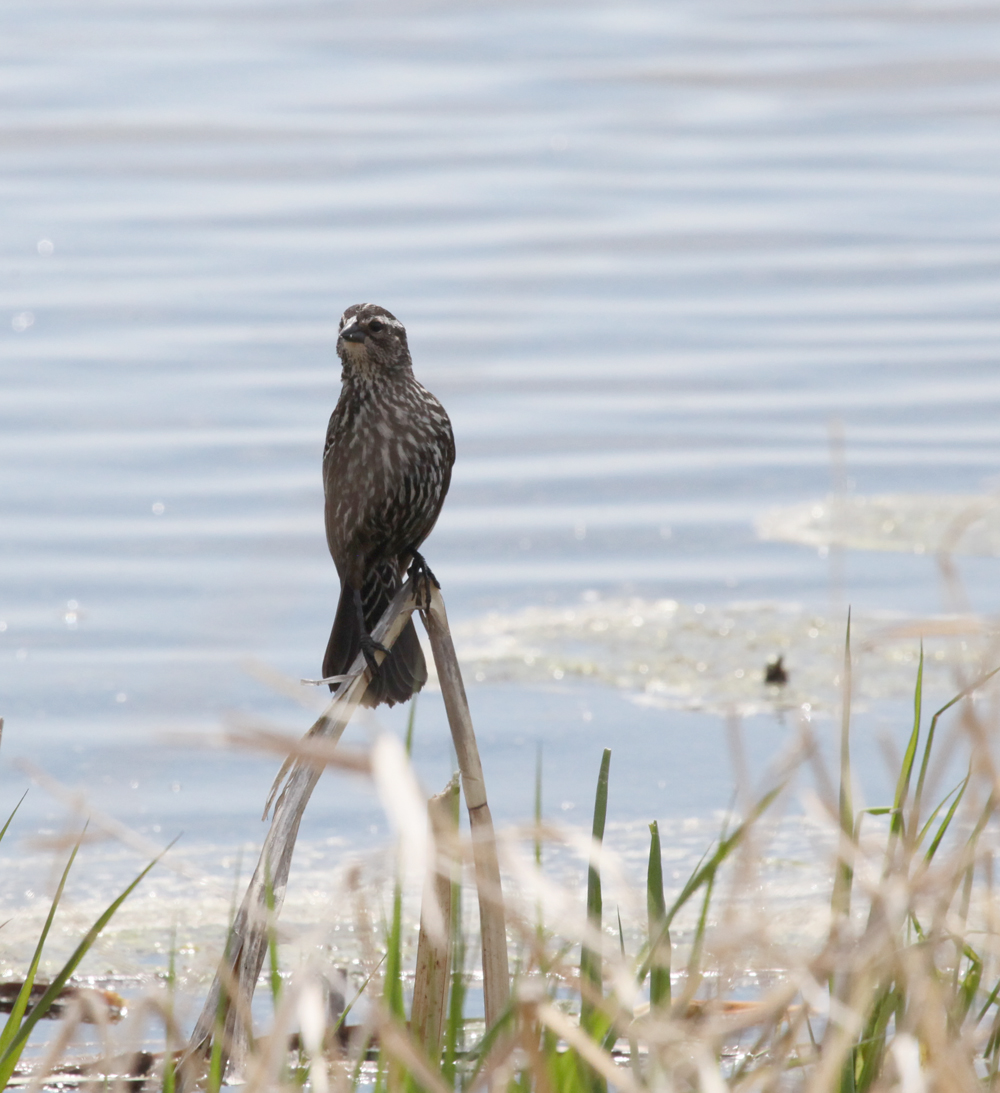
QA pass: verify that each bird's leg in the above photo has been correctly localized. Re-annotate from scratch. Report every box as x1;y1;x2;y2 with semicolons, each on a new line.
354;587;389;674
407;549;439;609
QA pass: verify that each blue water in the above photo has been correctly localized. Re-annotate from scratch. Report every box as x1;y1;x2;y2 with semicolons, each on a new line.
2;0;1000;984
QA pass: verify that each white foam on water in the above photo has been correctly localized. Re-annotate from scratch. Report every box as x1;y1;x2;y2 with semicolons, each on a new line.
760;493;1000;557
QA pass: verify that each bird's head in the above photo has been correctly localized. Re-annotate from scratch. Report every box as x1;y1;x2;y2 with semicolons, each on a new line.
336;303;411;379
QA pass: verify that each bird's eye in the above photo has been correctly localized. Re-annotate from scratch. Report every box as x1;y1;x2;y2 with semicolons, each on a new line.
368;320;384;333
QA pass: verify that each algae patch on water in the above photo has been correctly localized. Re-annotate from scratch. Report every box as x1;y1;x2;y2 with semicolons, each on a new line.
453;595;998;715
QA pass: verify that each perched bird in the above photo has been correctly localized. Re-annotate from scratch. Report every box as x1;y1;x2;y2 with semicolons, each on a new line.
322;303;455;707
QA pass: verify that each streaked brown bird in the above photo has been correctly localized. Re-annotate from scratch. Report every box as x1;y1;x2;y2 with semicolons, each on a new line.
322;303;455;707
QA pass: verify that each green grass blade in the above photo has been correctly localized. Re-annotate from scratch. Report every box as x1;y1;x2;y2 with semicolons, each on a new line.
637;784;781;986
344;959;392;1093
535;743;544;943
0;841;170;1089
0;826;83;1057
853;986;899;1093
914;663;1000;818
535;743;543;869
954;944;983;1025
976;975;1000;1024
163;1046;176;1093
405;695;418;756
580;748;611;1035
908;911;927;943
664;788;780;928
207;1004;225;1093
441;784;465;1088
0;790;27;849
345;959;391;1093
832;608;855;921
985;1018;1000;1072
577;749;611;1093
889;642;923;841
334;953;385;1040
264;856;282;1008
646;821;670;1009
916;777;965;848
963;790;994;856
685;867;716;991
384;874;405;1021
463;997;517;1087
924;773;969;863
163;924;178;1093
207;846;245;1090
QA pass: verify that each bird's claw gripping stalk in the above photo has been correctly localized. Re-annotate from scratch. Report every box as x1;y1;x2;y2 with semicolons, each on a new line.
359;633;390;675
407;550;440;609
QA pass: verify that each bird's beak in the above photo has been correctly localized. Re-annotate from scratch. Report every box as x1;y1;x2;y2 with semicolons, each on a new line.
340;322;366;343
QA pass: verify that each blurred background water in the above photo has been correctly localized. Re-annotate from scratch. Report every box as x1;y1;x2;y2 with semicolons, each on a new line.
2;0;1000;981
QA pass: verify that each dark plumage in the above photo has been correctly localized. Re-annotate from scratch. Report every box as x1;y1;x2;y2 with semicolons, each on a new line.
322;303;455;707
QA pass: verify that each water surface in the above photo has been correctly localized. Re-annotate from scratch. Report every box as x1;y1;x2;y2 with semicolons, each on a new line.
2;0;1000;980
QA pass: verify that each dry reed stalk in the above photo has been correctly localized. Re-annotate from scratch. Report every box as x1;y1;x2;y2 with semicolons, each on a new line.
180;580;423;1082
182;578;510;1081
411;777;460;1058
421;585;511;1027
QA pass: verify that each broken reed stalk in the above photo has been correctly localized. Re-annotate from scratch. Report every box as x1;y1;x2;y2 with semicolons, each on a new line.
421;585;511;1029
181;578;509;1082
411;776;460;1058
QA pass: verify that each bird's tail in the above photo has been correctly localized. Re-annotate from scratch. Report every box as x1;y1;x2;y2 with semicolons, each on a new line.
322;561;428;708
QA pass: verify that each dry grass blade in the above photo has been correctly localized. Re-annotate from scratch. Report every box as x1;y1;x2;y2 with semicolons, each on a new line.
15;762;196;881
221;724;373;776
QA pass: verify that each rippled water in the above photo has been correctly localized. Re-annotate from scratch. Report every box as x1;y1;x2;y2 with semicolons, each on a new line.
3;0;1000;981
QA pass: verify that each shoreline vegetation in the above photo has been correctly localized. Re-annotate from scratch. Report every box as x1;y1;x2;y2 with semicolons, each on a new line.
5;587;1000;1093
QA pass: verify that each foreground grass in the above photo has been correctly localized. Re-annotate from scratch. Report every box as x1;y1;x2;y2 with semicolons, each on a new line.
10;638;1000;1093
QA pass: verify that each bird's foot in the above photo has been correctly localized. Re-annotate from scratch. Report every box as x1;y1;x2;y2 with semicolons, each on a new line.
407;550;439;608
360;632;390;675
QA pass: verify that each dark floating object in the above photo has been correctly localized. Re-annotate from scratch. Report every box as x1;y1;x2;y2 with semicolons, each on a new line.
764;656;788;686
0;980;125;1022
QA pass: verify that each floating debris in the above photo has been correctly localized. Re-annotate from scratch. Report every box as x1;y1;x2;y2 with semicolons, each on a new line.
764;656;788;686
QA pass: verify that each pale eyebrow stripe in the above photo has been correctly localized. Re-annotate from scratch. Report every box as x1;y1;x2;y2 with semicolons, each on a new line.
338;308;404;331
